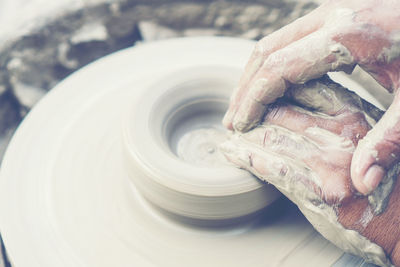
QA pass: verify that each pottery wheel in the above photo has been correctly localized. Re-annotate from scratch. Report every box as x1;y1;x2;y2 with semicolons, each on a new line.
0;37;384;267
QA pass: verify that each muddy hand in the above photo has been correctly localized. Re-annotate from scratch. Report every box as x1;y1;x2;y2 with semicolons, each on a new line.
223;0;400;196
221;77;400;266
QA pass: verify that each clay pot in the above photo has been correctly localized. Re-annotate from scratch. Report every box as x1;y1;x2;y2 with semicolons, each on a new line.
123;66;281;224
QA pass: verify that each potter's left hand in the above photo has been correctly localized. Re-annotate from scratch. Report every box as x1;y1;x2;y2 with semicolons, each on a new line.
221;77;400;266
222;0;400;197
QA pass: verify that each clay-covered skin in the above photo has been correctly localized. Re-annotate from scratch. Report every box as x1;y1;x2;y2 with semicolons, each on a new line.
222;0;400;198
221;77;400;266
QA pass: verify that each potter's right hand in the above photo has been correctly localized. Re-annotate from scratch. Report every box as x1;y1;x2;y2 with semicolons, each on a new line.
223;0;400;198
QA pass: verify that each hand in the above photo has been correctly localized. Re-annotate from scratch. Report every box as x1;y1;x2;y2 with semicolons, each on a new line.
223;0;400;196
221;77;400;266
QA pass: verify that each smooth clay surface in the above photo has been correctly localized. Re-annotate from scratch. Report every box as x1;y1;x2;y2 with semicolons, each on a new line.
0;37;387;267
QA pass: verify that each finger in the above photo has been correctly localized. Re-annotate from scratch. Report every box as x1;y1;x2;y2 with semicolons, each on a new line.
222;4;328;130
287;75;367;116
287;76;348;115
220;133;317;198
221;126;352;204
238;124;320;159
238;5;326;89
266;104;341;135
263;103;370;146
230;97;357;202
232;28;356;132
284;75;383;138
351;92;400;195
241;124;352;173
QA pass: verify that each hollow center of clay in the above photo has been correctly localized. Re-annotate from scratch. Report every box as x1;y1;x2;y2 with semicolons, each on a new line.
166;99;231;167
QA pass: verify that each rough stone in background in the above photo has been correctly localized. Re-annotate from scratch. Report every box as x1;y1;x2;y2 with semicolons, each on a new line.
183;28;220;37
138;21;181;41
138;22;221;41
0;0;317;99
0;78;21;162
12;83;47;111
70;23;109;44
240;28;263;40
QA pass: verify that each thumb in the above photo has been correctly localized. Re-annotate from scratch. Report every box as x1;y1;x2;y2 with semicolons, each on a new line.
351;92;400;195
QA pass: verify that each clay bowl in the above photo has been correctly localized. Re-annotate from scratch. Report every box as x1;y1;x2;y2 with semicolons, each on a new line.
122;65;281;225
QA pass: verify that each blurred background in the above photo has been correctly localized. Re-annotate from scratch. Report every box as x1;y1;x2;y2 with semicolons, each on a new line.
0;0;321;265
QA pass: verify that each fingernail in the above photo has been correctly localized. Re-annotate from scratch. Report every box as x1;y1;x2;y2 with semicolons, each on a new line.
363;164;385;194
233;115;261;133
233;101;264;132
222;110;234;130
233;120;252;132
